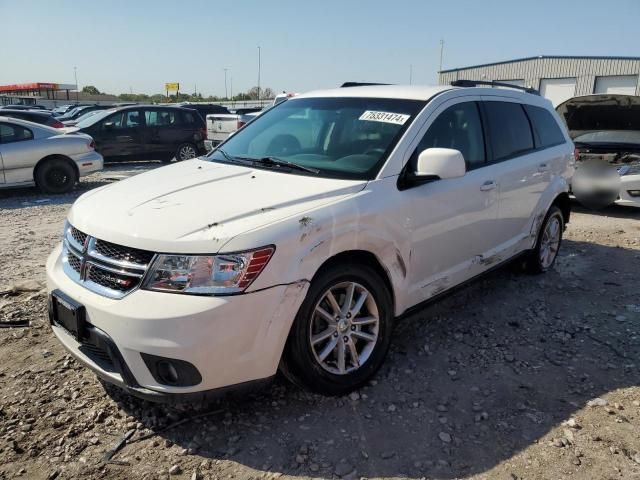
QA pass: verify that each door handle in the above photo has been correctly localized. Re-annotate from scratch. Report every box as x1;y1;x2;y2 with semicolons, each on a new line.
538;163;550;172
480;180;497;191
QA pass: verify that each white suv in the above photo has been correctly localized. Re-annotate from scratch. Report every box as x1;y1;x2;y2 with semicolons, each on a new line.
46;84;574;401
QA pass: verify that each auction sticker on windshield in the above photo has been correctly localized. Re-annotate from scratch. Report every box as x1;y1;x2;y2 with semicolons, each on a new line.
359;111;410;125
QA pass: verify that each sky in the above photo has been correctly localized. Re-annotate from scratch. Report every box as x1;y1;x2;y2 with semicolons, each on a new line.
1;0;639;97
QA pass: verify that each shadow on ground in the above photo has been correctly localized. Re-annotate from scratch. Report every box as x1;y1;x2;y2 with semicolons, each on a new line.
105;238;640;479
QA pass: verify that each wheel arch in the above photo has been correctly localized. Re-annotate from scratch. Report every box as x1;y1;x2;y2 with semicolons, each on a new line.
552;191;571;226
311;249;396;315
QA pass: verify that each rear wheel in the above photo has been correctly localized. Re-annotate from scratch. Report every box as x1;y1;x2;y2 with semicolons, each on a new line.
35;158;77;194
281;264;393;395
525;205;564;273
175;143;198;161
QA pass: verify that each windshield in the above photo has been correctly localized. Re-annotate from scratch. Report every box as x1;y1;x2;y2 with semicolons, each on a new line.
574;130;640;146
76;108;117;128
207;97;425;179
74;109;103;123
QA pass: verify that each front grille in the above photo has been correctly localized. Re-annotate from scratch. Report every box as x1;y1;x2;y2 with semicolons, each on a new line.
67;251;82;273
70;226;87;247
94;239;154;265
62;224;154;299
87;266;139;292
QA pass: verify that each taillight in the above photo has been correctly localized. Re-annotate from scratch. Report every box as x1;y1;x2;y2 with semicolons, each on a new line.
237;120;246;130
52;120;64;128
199;127;207;140
573;147;580;162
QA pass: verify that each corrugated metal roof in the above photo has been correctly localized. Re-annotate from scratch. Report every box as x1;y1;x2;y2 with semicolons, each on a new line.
440;55;640;73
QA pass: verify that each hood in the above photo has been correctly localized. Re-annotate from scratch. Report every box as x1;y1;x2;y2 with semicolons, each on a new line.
68;159;366;253
556;94;640;139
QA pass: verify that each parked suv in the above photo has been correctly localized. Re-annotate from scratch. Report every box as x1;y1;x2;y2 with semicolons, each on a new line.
67;105;207;162
46;84;573;401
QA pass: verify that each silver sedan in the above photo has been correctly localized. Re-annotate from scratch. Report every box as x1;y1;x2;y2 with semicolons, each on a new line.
0;116;103;194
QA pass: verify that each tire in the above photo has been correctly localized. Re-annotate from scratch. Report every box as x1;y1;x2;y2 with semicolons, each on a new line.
525;205;564;274
175;143;198;162
35;158;77;194
281;264;393;395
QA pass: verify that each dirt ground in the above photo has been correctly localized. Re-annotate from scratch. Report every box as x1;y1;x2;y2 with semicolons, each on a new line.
1;163;639;480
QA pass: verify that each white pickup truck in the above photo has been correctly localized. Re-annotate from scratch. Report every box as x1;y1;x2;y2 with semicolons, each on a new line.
205;93;298;151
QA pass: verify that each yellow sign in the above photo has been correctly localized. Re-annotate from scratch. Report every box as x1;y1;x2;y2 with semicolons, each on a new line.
165;82;179;92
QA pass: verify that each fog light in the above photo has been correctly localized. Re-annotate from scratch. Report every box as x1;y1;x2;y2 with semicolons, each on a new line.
140;353;202;387
628;190;640;197
157;361;179;385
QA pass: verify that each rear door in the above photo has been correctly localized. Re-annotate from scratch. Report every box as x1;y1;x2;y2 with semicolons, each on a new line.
480;99;550;255
143;108;191;158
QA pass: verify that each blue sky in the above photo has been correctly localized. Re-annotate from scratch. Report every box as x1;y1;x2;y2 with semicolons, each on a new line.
1;0;638;96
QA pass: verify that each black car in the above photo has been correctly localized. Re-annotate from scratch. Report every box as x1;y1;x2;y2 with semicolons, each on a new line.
0;104;49;111
0;109;65;128
176;103;230;120
72;105;207;161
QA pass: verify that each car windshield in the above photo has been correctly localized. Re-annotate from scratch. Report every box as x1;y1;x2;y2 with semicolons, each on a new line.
574;130;640;146
75;109;117;128
74;110;103;123
207;97;425;180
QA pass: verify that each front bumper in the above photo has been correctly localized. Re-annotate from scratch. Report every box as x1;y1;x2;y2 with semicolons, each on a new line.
617;174;640;208
46;243;308;402
71;151;104;177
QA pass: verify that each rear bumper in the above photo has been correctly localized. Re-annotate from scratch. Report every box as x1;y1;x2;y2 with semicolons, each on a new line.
71;151;104;177
616;174;640;208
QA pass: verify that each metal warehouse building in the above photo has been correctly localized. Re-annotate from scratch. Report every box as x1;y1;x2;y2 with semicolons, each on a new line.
438;55;640;106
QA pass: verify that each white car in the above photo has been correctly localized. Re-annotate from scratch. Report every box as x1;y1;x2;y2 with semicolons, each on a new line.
46;83;573;401
0;116;103;193
556;94;640;208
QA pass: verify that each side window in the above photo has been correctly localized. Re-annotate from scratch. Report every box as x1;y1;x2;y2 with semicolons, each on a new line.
524;105;566;148
145;110;178;127
0;123;33;144
413;102;486;170
101;110;141;130
483;102;534;161
182;111;196;125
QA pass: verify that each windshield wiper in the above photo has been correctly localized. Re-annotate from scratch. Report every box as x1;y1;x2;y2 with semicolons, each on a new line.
252;156;320;174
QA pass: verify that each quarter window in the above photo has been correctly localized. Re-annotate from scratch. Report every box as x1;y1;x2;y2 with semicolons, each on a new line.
524;105;566;148
413;102;486;169
0;123;33;144
483;102;534;161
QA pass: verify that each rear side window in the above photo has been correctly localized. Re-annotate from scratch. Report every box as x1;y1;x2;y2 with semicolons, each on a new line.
413;101;486;169
182;111;196;125
483;102;534;161
0;123;33;143
524;105;566;148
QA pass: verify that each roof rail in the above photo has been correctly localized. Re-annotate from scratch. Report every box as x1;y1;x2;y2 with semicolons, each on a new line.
450;79;539;95
340;82;391;88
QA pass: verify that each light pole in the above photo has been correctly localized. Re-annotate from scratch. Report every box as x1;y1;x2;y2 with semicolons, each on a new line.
230;76;233;104
224;68;228;99
409;64;413;85
74;66;79;103
257;46;261;103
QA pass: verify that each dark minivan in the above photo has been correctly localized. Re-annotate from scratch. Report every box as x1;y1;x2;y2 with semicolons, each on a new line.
71;105;207;162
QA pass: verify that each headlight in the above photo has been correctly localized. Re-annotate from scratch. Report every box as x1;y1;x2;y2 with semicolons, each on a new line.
618;163;640;176
142;246;275;295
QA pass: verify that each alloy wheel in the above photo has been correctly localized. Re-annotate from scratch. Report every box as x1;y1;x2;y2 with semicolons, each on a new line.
309;281;379;375
178;145;197;160
539;214;561;268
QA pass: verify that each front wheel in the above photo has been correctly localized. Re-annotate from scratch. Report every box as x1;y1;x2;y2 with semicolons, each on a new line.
525;205;564;273
281;264;393;395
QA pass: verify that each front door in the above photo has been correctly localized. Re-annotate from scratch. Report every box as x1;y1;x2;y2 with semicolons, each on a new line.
90;109;144;159
403;100;501;305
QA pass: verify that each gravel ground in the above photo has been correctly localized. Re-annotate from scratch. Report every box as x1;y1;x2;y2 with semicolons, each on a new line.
1;163;639;480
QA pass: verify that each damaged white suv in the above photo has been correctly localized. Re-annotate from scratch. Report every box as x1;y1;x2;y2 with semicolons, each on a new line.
46;82;574;401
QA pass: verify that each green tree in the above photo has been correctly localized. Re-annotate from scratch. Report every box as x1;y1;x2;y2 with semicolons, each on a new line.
82;85;101;95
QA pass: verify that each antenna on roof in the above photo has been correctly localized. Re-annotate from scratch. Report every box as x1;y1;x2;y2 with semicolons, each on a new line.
450;79;540;95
